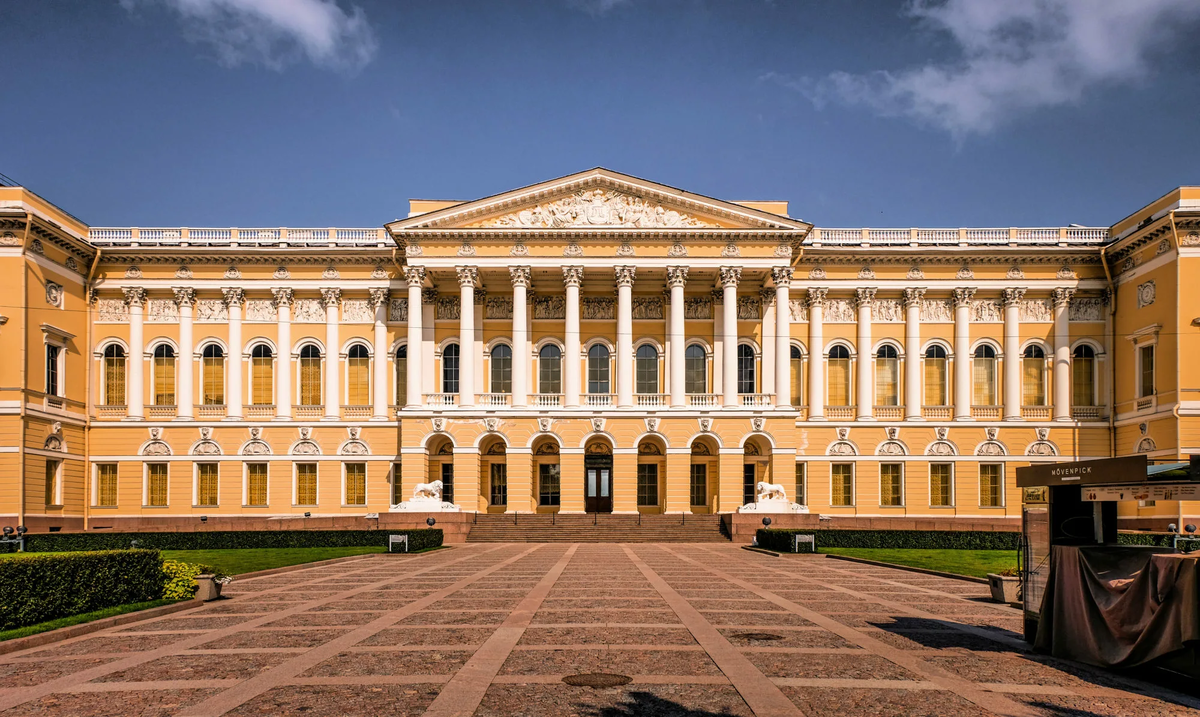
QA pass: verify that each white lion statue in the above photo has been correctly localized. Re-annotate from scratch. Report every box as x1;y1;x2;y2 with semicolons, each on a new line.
756;481;787;502
412;480;443;501
738;480;808;514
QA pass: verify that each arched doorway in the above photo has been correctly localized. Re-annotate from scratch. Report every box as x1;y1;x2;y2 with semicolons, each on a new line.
636;436;666;512
426;436;455;505
689;437;719;513
532;437;561;511
743;437;772;506
584;438;613;513
480;437;508;512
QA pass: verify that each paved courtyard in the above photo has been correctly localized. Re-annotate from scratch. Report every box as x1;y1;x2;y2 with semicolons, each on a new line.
0;544;1198;717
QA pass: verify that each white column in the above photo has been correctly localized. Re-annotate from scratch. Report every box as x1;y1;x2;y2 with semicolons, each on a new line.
903;288;924;420
273;288;293;420
322;288;341;419
953;288;974;421
856;288;875;420
174;288;196;419
773;267;792;409
720;267;740;408
1052;288;1074;421
510;267;530;408
223;288;244;419
563;267;583;408
124;288;146;420
616;266;636;408
370;288;389;419
405;268;424;408
806;288;826;420
457;267;478;407
1003;288;1025;421
668;267;688;407
760;288;775;398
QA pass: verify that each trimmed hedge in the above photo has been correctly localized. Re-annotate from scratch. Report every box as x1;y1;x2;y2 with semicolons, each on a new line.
0;550;165;630
31;529;443;552
1116;533;1175;548
757;528;1019;553
22;529;443;553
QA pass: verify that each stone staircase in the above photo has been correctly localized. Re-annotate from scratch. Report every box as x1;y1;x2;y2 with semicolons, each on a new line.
465;513;729;543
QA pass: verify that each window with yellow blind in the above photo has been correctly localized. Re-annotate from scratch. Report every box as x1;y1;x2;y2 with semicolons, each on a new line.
930;463;953;507
827;345;851;406
794;463;806;505
1022;345;1046;406
831;463;853;506
202;344;225;405
298;345;322;406
880;463;903;506
246;463;268;506
147;463;168;507
1139;344;1155;397
346;344;371;405
103;344;126;405
924;345;947;406
296;463;317;505
251;344;274;405
45;460;60;506
344;463;367;506
979;464;1003;507
394;346;407;406
152;344;176;406
95;464;118;507
1072;345;1095;406
790;346;803;405
197;463;219;506
875;345;899;406
972;345;997;405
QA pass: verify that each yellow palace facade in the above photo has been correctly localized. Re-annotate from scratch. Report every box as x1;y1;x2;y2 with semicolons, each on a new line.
2;168;1198;535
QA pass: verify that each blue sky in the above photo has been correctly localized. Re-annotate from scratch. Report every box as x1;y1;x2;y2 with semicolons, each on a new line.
6;0;1200;228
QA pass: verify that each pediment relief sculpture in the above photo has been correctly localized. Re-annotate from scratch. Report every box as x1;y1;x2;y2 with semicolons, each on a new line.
472;189;718;229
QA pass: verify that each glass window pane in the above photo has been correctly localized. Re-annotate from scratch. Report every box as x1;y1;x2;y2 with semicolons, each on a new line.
348;346;370;406
828;359;850;405
587;345;610;394
490;463;508;505
198;463;219;506
795;463;806;505
737;345;755;394
973;356;996;405
296;464;317;505
441;462;455;504
930;464;953;506
690;463;707;506
443;344;460;394
203;350;225;405
104;347;126;405
1023;357;1045;406
1140;346;1154;396
635;345;658;394
831;464;853;506
539;345;562;394
148;463;168;506
491;345;512;394
924;357;946;405
251;346;274;406
637;463;659;506
539;463;561;506
685;345;707;394
979;464;1002;507
880;463;902;506
395;347;407;406
875;357;898;406
345;463;366;506
247;463;268;506
97;464;118;507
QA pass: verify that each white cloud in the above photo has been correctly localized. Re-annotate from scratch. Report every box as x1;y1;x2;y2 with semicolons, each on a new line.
123;0;378;72
792;0;1200;138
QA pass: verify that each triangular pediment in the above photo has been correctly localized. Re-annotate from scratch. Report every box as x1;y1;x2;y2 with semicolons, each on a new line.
386;168;811;233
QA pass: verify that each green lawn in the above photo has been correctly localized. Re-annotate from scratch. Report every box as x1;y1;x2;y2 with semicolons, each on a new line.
160;546;386;575
819;548;1018;578
0;599;181;642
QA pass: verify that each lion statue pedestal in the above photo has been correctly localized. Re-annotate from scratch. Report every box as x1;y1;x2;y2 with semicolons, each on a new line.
737;481;809;514
390;479;461;512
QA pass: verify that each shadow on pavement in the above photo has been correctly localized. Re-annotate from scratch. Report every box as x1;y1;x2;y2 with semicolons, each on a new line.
580;690;745;717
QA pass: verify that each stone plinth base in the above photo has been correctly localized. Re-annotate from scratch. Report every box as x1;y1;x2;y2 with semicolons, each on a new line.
727;513;1020;545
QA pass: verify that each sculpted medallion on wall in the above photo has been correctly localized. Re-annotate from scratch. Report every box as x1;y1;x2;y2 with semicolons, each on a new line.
1137;280;1155;308
475;189;717;228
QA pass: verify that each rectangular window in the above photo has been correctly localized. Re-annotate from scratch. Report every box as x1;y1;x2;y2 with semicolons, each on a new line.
46;345;60;396
828;359;850;406
45;460;60;506
635;354;658;394
924;357;946;405
491;350;513;394
441;462;455;504
147;463;168;507
795;463;806;505
203;354;224;405
875;358;898;406
154;354;176;406
831;463;853;507
299;356;322;405
539;353;562;394
880;463;903;507
1072;355;1095;406
637;463;659;506
392;463;403;504
686;351;707;394
743;463;756;505
348;355;370;405
96;464;118;507
197;463;219;506
979;464;1002;507
587;353;609;394
1139;345;1155;397
395;352;407;406
538;463;561;506
246;463;268;506
690;463;707;506
930;463;953;507
1023;358;1045;406
973;358;996;405
251;354;273;405
442;349;460;394
345;463;366;506
489;463;507;506
296;463;317;505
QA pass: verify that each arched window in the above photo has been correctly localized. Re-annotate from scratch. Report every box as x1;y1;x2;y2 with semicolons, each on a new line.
685;344;707;394
102;344;126;405
251;344;274;406
737;344;756;394
875;345;899;406
347;344;370;406
790;346;803;405
152;345;175;406
973;345;997;405
442;343;460;394
539;345;561;394
924;345;947;406
828;345;851;406
587;344;610;394
298;345;322;406
1022;345;1046;406
201;345;225;406
394;345;407;406
1072;345;1095;407
635;345;659;394
490;344;512;393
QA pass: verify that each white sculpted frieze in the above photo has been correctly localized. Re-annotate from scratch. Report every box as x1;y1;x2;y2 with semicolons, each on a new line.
476;189;717;229
921;299;953;323
789;298;808;322
146;299;178;323
871;300;902;322
389;298;408;322
1137;280;1155;308
1019;299;1052;323
195;300;228;322
824;299;855;323
684;297;711;320
486;297;513;320
633;297;664;320
436;297;460;321
534;296;565;320
737;296;760;321
581;297;614;320
293;299;324;323
245;299;276;322
1069;298;1104;322
97;299;128;323
970;299;1002;323
342;299;373;323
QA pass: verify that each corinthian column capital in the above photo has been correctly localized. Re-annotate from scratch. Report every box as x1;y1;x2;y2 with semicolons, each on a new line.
1051;287;1075;308
770;266;793;287
614;265;637;288
509;266;532;288
953;287;976;307
562;266;584;288
456;266;479;288
122;287;147;307
368;287;390;308
806;287;828;308
403;266;426;287
221;287;245;308
172;287;197;308
1002;287;1026;307
718;266;741;288
903;287;926;309
320;288;341;308
272;287;294;308
854;287;876;308
666;266;688;288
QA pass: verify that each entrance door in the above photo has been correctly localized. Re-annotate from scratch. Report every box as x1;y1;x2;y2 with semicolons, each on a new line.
584;456;613;513
743;463;757;505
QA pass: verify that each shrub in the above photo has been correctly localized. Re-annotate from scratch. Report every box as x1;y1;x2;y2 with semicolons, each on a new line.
23;529;443;553
0;550;165;630
161;560;217;601
756;528;1019;553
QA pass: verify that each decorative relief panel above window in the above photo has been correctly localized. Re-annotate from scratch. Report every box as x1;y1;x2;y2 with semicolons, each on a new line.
970;300;1002;323
633;297;664;320
485;297;513;320
871;300;902;322
1069;298;1105;322
293;299;324;323
436;296;461;321
1019;299;1052;323
788;298;808;322
195;300;228;322
146;299;179;323
920;299;953;323
684;297;712;320
534;295;565;320
97;299;128;323
389;298;408;322
342;299;373;323
823;299;855;323
245;300;275;322
581;297;614;320
736;297;760;321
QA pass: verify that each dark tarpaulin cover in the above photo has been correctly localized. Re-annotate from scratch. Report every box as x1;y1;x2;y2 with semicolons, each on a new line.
1034;545;1200;668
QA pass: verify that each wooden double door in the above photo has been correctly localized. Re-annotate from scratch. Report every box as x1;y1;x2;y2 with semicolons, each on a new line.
584;455;613;513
